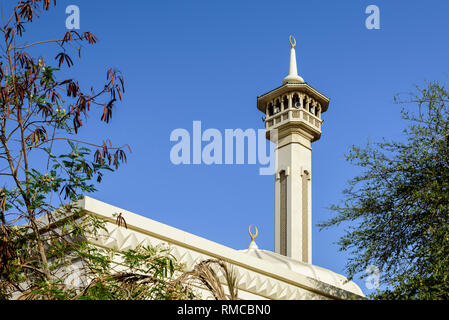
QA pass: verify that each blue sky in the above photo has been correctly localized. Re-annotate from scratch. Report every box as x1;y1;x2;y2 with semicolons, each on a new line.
9;0;449;293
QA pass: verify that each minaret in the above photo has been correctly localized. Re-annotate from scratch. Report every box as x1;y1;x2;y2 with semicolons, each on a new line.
257;36;330;264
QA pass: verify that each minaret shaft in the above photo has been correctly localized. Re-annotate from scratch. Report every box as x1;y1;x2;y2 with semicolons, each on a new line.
274;130;312;263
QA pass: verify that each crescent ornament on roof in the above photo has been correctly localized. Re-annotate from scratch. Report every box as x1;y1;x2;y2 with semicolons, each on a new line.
248;225;259;241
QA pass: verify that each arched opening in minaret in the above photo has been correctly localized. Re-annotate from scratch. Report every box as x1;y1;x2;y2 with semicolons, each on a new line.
275;99;281;114
267;102;273;116
292;94;300;109
283;96;289;110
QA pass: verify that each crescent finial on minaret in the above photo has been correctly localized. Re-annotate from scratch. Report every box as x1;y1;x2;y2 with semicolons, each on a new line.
289;35;296;48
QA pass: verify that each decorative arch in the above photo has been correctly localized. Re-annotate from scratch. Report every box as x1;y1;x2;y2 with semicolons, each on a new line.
267;102;273;116
275;99;281;114
292;93;300;108
283;96;289;111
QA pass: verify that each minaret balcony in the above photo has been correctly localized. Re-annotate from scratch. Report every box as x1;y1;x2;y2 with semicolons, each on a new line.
257;84;330;143
265;107;322;134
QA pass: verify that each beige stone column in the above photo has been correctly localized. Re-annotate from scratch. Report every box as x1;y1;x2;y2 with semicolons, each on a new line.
274;127;312;263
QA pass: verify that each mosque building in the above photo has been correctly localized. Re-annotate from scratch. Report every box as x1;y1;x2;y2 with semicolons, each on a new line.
80;36;364;300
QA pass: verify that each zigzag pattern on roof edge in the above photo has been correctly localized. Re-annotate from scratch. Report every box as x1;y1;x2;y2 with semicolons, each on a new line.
88;222;330;300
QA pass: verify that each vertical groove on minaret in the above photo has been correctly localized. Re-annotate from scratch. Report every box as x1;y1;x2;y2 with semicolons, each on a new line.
279;171;287;256
302;171;310;262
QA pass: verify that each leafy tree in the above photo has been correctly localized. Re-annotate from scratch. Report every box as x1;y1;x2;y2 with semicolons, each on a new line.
0;1;238;300
319;81;449;299
0;0;130;299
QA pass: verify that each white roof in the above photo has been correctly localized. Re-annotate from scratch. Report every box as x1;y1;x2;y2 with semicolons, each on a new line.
78;196;364;299
239;240;364;296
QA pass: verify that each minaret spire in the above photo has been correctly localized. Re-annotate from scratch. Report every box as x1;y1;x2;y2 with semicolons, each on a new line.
282;35;304;84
